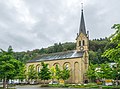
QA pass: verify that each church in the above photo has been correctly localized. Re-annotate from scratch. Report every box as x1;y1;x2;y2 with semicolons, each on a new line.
26;7;89;84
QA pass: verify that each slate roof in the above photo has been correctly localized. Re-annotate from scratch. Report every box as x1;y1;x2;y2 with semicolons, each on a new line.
27;50;84;63
79;9;86;35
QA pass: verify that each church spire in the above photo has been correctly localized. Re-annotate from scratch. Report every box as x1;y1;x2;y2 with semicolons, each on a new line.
76;3;89;52
79;3;86;35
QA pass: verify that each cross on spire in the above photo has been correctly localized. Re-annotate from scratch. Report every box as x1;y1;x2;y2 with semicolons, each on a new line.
79;3;86;35
81;3;83;11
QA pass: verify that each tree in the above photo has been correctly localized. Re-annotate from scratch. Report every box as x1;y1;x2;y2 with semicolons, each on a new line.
39;48;47;54
111;64;120;80
86;63;98;82
15;63;26;82
110;24;120;43
103;24;120;85
27;65;38;83
50;66;56;84
38;62;51;84
60;67;70;83
89;51;98;64
87;63;114;83
0;46;25;88
55;65;61;82
98;63;112;79
57;42;63;52
89;38;109;52
62;42;75;51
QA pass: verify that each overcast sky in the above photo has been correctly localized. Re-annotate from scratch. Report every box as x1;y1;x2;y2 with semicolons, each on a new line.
0;0;120;51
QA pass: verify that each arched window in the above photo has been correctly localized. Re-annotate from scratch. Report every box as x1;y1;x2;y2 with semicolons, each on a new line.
36;64;41;72
63;62;71;70
47;64;49;68
65;64;69;70
38;67;40;72
53;63;60;67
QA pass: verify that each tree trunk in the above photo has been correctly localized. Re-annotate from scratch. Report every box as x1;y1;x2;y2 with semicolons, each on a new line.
52;78;53;84
3;77;6;89
6;80;8;89
44;80;45;85
116;64;119;86
116;77;118;86
99;85;102;89
57;79;59;85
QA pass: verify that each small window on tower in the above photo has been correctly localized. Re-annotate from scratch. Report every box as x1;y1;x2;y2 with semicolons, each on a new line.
83;40;85;46
79;41;81;46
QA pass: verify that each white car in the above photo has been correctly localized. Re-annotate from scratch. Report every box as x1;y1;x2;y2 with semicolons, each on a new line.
49;81;58;84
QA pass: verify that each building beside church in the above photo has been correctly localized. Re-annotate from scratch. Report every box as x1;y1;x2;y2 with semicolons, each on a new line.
26;8;89;84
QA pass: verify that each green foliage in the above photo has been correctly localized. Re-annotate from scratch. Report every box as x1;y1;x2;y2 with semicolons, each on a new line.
110;24;120;43
87;24;120;82
50;66;56;82
89;38;111;64
97;63;113;79
38;62;51;82
13;42;76;63
89;38;109;52
11;37;111;64
55;65;61;81
46;42;75;53
13;39;110;64
28;64;38;80
103;48;120;62
89;51;100;64
86;63;98;82
62;42;75;51
103;24;120;81
48;83;99;88
0;46;25;88
87;62;115;81
0;87;16;89
15;63;26;81
60;67;70;81
104;42;118;50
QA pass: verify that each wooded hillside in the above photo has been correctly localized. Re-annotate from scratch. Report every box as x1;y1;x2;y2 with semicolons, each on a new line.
12;37;117;64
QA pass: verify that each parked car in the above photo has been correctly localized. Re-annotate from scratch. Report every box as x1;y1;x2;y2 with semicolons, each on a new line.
49;81;58;84
30;81;39;85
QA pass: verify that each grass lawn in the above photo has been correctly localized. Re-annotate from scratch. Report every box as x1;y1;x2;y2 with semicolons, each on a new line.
0;88;15;89
48;83;120;89
102;85;120;89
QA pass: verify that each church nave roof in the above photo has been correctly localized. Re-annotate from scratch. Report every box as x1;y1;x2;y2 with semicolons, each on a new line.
27;50;84;63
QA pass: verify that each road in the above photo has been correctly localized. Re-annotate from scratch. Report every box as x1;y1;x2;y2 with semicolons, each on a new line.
16;85;74;89
15;85;98;89
0;84;98;89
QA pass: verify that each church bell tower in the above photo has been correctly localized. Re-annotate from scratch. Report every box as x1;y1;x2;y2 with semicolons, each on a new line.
76;5;89;52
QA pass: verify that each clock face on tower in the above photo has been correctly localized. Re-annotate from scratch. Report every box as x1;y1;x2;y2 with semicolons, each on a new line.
80;46;84;51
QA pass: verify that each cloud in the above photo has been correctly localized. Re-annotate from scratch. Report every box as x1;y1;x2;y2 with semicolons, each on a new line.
0;0;120;51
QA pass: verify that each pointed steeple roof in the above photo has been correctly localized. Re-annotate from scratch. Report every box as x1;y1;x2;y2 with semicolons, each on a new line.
79;6;86;35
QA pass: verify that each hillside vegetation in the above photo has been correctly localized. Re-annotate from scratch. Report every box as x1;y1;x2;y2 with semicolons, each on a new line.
12;37;116;64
